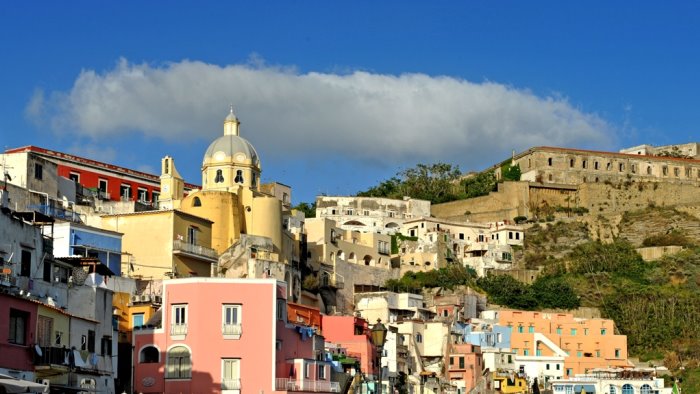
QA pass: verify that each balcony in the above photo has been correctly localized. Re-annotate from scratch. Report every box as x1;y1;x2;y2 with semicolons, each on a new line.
28;204;82;223
222;324;242;339
170;323;188;336
222;378;241;390
33;346;69;368
173;240;218;262
275;378;340;393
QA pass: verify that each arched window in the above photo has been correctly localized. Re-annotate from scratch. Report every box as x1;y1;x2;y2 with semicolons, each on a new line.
166;346;191;379
621;384;634;394
640;384;652;394
234;170;244;184
348;252;356;263
139;346;160;363
192;197;201;207
215;169;224;183
647;166;652;175
609;385;617;394
363;255;373;266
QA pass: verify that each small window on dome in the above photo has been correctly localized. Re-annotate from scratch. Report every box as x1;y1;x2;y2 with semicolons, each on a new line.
193;197;202;207
215;169;224;183
235;170;244;184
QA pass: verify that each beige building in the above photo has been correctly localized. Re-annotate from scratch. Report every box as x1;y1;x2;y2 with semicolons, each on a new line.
497;146;700;186
101;209;217;279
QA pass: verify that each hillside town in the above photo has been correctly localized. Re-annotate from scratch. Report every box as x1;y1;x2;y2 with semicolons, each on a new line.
1;109;697;394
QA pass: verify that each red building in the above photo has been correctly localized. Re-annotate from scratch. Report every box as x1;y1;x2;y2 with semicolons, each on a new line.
0;293;38;377
3;146;198;205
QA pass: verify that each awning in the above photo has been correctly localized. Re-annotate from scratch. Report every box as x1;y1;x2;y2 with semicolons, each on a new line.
0;374;49;393
49;384;100;393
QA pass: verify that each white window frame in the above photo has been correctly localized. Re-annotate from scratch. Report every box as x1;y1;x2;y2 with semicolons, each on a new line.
137;187;148;202
69;172;80;183
98;179;108;193
171;304;188;338
221;358;241;390
222;304;242;339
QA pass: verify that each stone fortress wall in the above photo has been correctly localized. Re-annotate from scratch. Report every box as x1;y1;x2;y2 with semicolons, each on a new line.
433;144;700;223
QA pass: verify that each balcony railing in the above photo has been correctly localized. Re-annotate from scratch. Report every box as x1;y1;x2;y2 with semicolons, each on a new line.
170;323;188;336
173;240;218;260
222;378;241;390
275;378;340;393
33;346;69;367
222;324;242;336
28;204;82;223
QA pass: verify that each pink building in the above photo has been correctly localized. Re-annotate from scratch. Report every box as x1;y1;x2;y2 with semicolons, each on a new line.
132;278;339;394
0;293;38;376
321;316;377;376
447;343;483;392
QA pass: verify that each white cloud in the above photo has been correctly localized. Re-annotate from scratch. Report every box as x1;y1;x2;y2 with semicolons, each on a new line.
28;58;615;169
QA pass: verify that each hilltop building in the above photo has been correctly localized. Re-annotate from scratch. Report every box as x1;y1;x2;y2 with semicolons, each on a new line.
316;196;431;234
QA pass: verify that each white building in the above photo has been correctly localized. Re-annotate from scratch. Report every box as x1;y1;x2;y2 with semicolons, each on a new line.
316;196;431;234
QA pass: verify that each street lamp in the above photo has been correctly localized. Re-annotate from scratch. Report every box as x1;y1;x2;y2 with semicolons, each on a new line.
370;319;388;394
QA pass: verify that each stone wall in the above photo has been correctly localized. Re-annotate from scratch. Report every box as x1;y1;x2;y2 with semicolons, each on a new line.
431;181;529;223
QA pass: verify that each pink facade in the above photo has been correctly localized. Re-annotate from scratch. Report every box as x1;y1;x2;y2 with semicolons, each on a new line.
321;315;376;375
132;278;337;394
0;293;38;373
447;343;483;392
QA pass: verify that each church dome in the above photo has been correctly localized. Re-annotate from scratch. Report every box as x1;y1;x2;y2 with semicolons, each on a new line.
202;108;260;168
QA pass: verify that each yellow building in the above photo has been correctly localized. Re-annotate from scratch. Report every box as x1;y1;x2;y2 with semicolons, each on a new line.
101;209;217;278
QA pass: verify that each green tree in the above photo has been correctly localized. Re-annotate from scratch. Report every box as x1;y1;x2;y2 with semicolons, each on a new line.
460;170;497;198
530;275;580;309
293;201;316;218
357;162;463;204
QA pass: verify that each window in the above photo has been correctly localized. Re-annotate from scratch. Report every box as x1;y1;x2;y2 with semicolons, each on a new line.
171;304;188;336
215;169;224;183
34;163;43;179
234;169;244;184
615;348;621;358
647;166;652;175
517;325;524;333
458;357;465;369
252;173;257;188
137;188;148;202
640;384;652;394
609;386;617;394
363;210;369;216
596;350;601;357
516;232;520;240
594;161;599;170
277;299;286;321
536;349;542;356
566;368;572;376
528;326;534;333
152;191;160;203
139;346;159;363
222;358;241;389
415;333;423;343
601;328;607;335
512;348;518;355
98;179;108;193
619;163;624;172
662;166;668;176
9;309;29;345
546;363;550;370
166;346;191;379
193;197;202;207
523;349;529;356
132;313;144;328
621;384;633;394
305;363;311;378
570;328;577;336
318;364;326;380
631;164;636;173
120;184;131;199
101;336;112;356
565;387;574;394
584;328;589;336
606;162;612;171
556;327;562;335
20;250;31;277
87;330;95;352
36;317;52;344
577;351;582;358
187;227;197;245
569;159;575;167
222;304;242;338
582;160;587;169
69;172;80;183
548;158;553;166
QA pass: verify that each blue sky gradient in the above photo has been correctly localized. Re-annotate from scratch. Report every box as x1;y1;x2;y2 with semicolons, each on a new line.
1;2;699;203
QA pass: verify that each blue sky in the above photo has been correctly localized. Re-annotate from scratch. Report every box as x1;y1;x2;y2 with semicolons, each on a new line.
2;2;699;203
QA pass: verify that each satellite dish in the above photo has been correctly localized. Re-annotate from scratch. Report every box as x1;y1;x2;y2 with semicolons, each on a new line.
35;344;43;357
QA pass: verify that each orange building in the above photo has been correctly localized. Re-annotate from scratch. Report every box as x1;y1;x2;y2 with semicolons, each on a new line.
447;343;483;392
496;310;630;376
